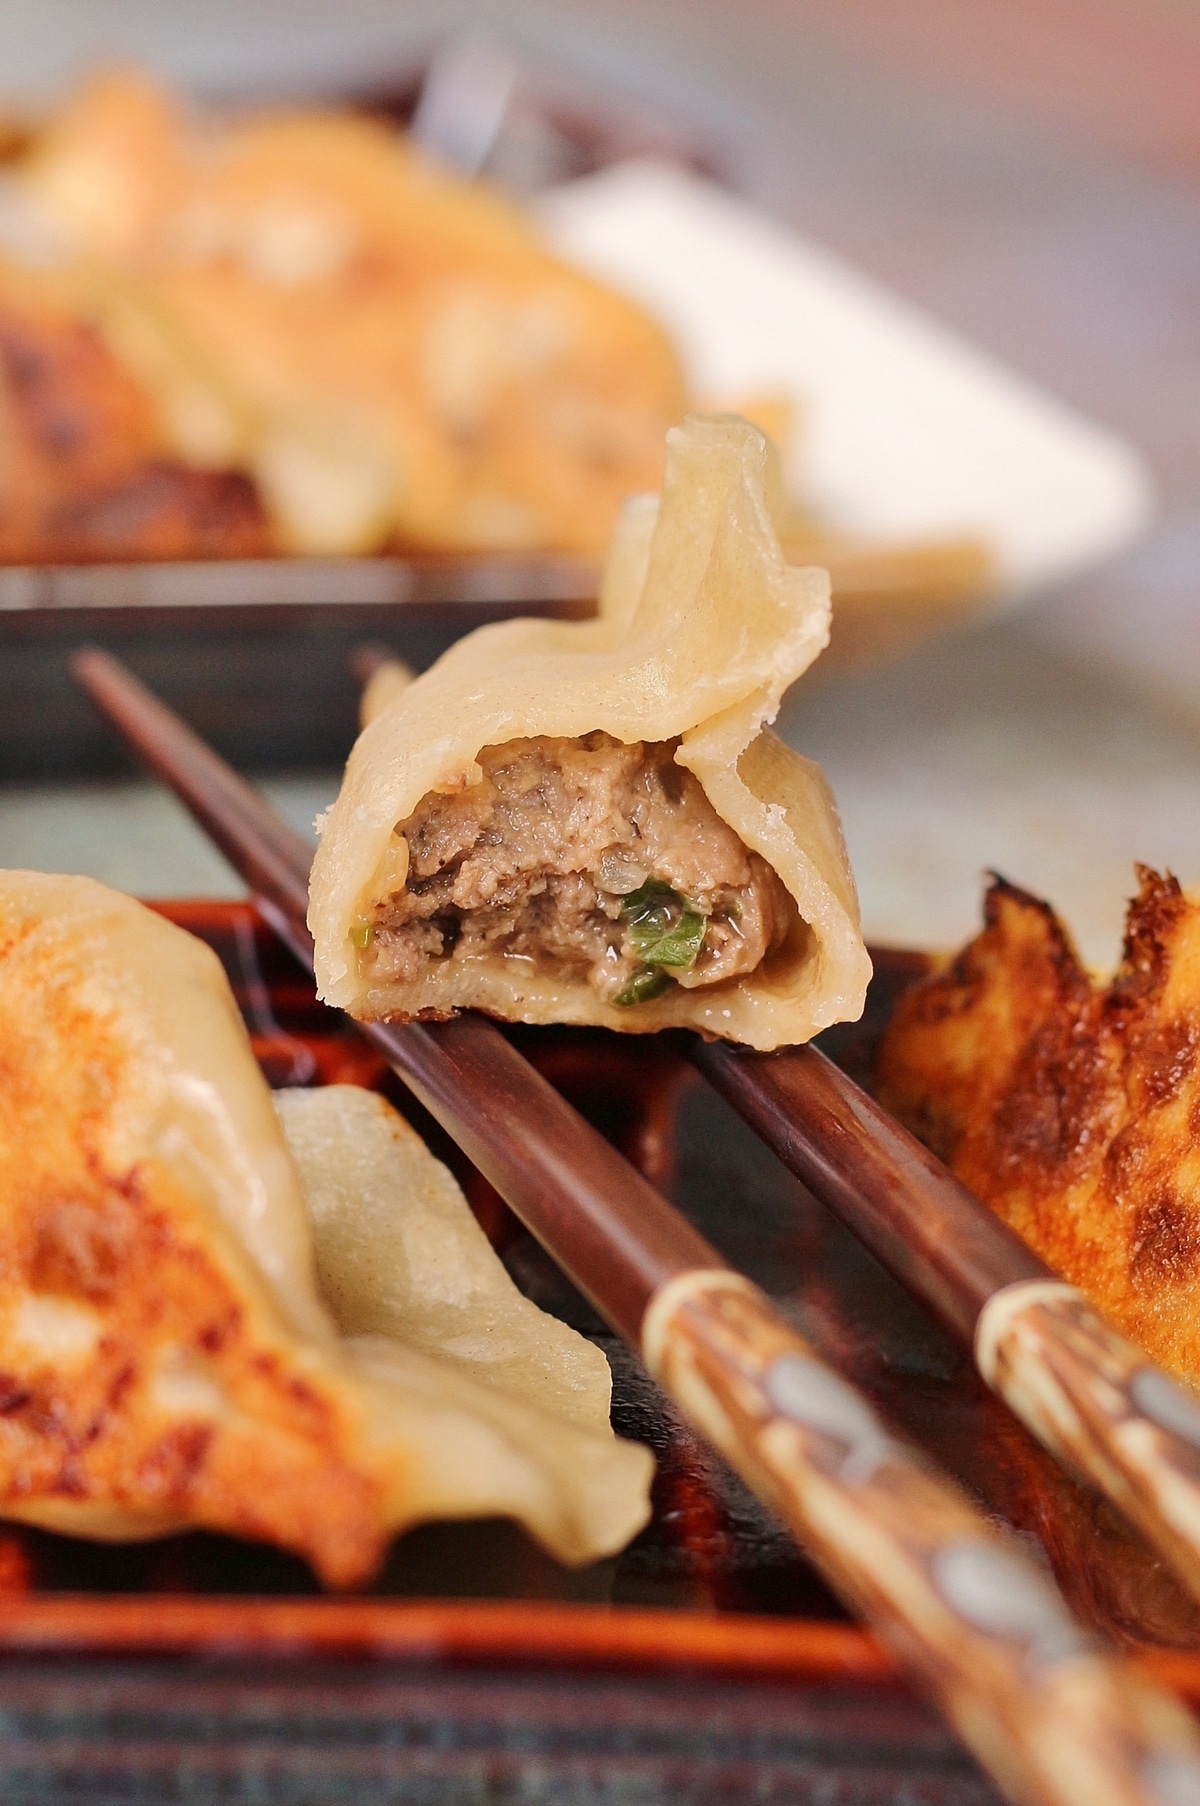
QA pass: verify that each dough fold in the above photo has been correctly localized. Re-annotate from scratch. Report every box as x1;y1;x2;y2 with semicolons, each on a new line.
310;415;871;1048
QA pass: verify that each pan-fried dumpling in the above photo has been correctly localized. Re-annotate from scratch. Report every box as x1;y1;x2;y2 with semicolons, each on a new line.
0;257;270;563
0;871;652;1583
877;870;1200;1385
21;68;686;556
309;415;871;1050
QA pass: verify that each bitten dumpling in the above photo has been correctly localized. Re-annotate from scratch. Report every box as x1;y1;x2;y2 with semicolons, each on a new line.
309;415;871;1049
0;871;652;1582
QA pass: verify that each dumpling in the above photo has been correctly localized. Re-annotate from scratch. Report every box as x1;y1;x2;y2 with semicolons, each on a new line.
0;870;652;1583
20;68;687;556
309;414;871;1050
877;869;1200;1385
0;257;269;563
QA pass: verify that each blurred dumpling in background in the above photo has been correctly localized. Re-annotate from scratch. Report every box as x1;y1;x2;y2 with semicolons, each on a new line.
0;259;269;562
13;68;687;556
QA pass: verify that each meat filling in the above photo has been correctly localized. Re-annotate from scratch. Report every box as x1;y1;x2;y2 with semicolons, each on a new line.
362;733;793;1005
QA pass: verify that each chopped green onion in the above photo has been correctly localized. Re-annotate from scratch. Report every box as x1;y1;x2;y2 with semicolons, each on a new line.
620;879;707;970
614;965;674;1007
634;907;706;968
350;921;375;949
618;878;675;918
613;876;711;1005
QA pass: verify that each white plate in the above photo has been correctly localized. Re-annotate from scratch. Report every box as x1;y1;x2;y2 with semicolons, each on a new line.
538;160;1154;600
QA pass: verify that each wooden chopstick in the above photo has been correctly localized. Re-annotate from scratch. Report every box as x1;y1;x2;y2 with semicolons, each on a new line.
72;647;1200;1806
692;1037;1047;1349
694;1027;1200;1613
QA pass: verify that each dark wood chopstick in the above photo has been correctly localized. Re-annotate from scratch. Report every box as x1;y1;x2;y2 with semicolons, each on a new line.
691;1039;1049;1346
71;647;1200;1806
693;989;1200;1612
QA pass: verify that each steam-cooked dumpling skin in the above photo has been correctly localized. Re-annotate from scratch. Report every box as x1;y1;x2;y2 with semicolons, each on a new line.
310;415;870;1049
273;1083;613;1431
0;872;652;1582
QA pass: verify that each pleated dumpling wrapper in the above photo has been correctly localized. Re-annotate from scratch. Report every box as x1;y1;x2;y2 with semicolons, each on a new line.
310;414;871;1049
0;871;652;1583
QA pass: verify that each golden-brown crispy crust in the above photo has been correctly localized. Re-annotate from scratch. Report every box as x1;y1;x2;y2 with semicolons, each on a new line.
0;910;388;1586
0;875;655;1580
877;868;1200;1382
0;279;271;562
21;69;687;557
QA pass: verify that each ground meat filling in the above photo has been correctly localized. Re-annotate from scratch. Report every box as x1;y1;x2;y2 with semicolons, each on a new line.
363;733;793;1005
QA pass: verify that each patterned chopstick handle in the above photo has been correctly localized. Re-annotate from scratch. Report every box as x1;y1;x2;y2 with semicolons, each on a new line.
642;1270;1200;1806
979;1279;1200;1612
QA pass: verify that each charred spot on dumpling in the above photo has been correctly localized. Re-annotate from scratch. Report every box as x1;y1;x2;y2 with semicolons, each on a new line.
29;1192;138;1302
1130;1186;1200;1288
0;1376;31;1415
0;283;271;563
361;732;794;1009
1112;866;1187;1006
1129;1018;1199;1110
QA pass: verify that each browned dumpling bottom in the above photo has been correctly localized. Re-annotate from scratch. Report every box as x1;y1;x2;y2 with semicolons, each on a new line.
364;733;793;1006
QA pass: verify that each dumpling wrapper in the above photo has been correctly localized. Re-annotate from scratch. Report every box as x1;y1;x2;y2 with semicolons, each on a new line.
310;414;871;1049
0;871;652;1583
21;68;686;557
273;1083;608;1431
